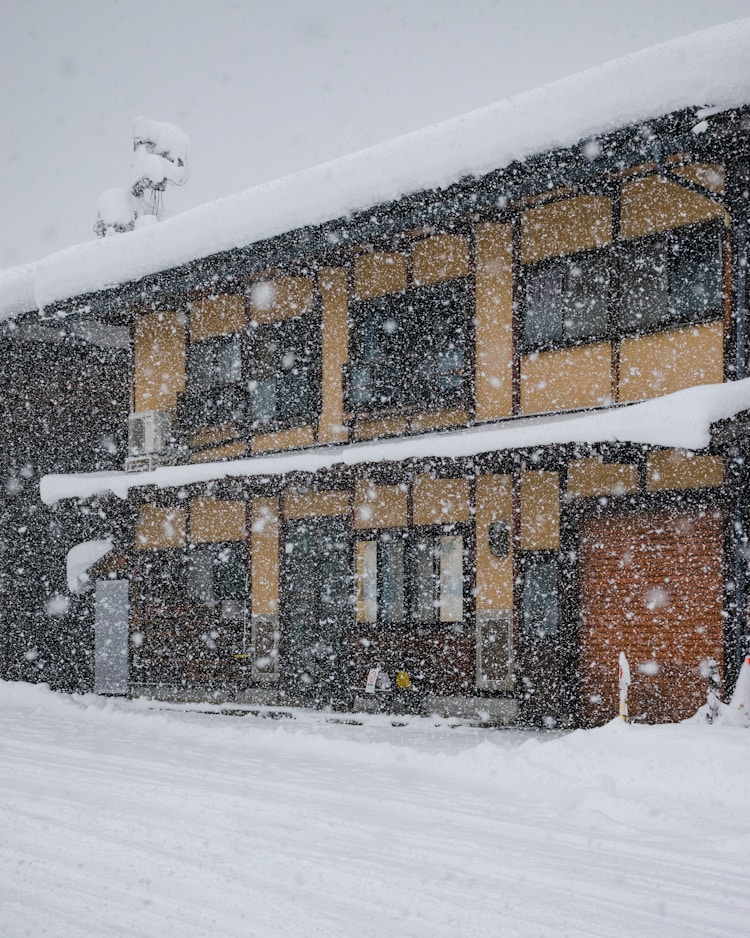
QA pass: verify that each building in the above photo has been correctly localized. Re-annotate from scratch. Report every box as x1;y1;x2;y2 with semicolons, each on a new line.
4;22;750;725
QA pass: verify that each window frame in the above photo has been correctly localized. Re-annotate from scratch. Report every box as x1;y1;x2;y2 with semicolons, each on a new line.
346;278;473;416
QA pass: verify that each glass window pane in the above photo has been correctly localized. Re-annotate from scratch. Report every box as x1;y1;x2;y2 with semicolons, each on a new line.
522;558;558;640
411;534;438;622
564;254;609;340
355;541;377;623
671;228;723;318
249;378;276;423
620;239;670;331
187;549;214;603
213;545;245;600
381;537;405;623
525;264;564;346
439;535;463;622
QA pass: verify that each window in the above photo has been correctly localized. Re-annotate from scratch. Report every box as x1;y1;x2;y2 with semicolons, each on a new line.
619;222;723;333
523;251;609;349
182;334;245;428
355;528;465;625
349;279;470;412
521;555;558;641
247;317;318;429
186;543;246;617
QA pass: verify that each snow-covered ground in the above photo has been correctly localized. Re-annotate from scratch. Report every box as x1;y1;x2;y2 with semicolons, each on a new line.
1;681;748;938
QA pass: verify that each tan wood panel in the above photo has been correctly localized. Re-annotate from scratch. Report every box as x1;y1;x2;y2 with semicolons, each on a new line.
135;505;187;550
646;451;724;491
284;489;350;519
618;322;724;402
521;343;612;415
620;175;726;240
190;498;246;543
475;474;513;611
567;459;638;498
412;476;471;525
520;471;559;550
354;482;408;529
251;497;279;615
251;425;315;454
670;162;725;195
410;407;469;433
190;424;240;449
412;234;469;285
250;277;313;323
189;294;245;342
318;268;349;444
521;195;612;264
579;510;725;726
190;441;247;463
353;415;408;440
475;222;514;420
134;311;185;412
354;253;408;299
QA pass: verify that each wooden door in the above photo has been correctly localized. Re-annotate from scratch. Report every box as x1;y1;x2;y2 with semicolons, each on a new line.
579;509;725;725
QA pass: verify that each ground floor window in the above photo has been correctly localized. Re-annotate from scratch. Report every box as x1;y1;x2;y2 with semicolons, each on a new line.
356;527;465;625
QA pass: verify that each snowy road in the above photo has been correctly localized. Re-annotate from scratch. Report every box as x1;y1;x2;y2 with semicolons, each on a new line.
1;682;748;937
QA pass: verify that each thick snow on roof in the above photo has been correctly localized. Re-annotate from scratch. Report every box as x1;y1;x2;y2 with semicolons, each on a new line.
40;378;750;505
3;18;750;321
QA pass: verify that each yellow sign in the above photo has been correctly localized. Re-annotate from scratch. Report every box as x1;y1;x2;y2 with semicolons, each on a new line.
396;670;412;690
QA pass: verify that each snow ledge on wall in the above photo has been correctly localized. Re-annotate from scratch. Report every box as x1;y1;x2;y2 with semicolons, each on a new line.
39;379;750;505
4;18;750;320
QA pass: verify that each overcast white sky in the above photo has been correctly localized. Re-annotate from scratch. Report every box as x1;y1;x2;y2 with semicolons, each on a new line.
3;0;750;268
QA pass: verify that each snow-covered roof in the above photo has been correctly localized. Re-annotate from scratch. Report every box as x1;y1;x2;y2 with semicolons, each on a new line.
39;379;750;504
3;18;750;321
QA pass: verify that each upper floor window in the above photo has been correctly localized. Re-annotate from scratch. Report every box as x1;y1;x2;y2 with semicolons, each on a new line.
523;251;609;350
619;222;723;333
247;316;318;429
348;280;470;413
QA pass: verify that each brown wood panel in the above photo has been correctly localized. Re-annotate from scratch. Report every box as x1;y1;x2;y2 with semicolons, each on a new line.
251;497;279;615
579;510;725;725
620;175;726;240
354;253;408;299
190;498;246;543
521;195;612;264
284;489;350;519
567;459;638;498
670;162;725;195
521;343;612;415
135;505;186;550
251;425;315;454
475;474;513;611
134;311;185;412
412;234;469;285
475;222;514;420
190;425;239;449
412;476;471;525
618;322;724;402
318;268;349;444
354;482;408;529
250;277;313;323
520;471;559;550
646;451;724;491
189;294;245;342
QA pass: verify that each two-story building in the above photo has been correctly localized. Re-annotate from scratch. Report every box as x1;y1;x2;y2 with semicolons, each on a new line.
5;21;750;725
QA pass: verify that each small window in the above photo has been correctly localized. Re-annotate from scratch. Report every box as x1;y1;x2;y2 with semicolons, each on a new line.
522;556;558;641
187;544;246;605
619;224;723;333
189;335;242;391
524;251;609;349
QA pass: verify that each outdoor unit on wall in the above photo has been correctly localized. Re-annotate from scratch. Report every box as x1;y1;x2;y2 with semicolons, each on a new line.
125;410;173;472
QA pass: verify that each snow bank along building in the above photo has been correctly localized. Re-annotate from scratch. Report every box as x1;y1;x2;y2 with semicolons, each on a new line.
5;23;750;726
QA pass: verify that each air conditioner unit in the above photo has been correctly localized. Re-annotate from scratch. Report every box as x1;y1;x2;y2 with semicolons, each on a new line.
125;453;161;473
128;410;173;457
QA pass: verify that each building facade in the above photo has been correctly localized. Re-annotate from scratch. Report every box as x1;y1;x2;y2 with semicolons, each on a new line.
5;99;750;726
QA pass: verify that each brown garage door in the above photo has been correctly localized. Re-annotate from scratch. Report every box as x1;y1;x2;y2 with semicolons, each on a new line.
579;509;724;726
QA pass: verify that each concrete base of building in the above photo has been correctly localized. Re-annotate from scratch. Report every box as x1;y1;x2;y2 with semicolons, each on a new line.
425;695;518;725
